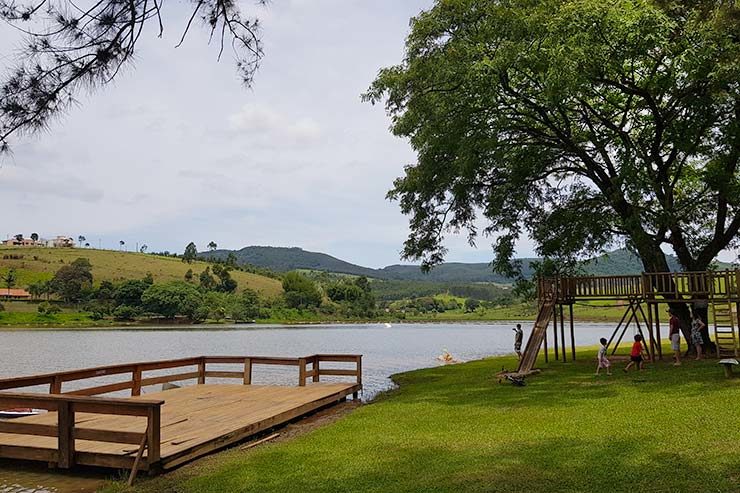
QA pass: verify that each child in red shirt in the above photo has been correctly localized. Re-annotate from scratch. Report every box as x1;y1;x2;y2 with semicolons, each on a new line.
623;334;646;372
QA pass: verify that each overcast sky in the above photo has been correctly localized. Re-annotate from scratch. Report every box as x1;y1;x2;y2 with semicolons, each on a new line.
2;0;535;267
3;1;733;268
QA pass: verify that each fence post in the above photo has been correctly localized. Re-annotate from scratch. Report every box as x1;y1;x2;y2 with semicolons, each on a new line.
57;401;75;469
298;358;307;386
197;358;206;385
147;406;161;467
312;357;320;383
243;358;252;385
50;376;62;394
132;366;142;396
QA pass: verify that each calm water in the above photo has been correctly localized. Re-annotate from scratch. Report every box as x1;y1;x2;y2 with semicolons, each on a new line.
0;322;616;492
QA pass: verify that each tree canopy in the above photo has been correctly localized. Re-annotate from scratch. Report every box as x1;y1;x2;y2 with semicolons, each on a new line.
366;0;740;275
0;0;266;154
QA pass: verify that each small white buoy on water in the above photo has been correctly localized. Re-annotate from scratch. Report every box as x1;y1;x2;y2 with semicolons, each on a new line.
384;323;392;328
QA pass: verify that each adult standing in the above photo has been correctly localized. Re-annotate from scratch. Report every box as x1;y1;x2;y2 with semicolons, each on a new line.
513;323;524;359
668;309;682;366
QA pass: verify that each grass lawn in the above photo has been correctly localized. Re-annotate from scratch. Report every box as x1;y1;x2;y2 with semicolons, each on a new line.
104;347;740;493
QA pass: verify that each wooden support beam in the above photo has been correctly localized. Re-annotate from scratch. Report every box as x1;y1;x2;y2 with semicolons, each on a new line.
312;358;320;383
57;401;74;469
654;303;663;360
127;432;148;486
243;358;252;385
553;306;559;361
569;304;575;361
559;304;566;363
298;358;306;387
146;406;161;467
132;367;142;397
197;358;206;385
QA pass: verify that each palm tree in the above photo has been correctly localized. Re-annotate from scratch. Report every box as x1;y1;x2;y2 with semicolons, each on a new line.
78;235;86;246
208;241;218;251
140;244;148;253
119;240;125;251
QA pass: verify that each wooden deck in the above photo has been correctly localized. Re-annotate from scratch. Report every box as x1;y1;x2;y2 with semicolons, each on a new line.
0;382;359;471
0;354;362;478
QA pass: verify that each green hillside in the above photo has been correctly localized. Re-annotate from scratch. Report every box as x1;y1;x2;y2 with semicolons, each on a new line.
0;247;283;297
204;246;737;284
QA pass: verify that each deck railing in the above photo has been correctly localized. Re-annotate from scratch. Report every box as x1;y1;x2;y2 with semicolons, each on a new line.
0;354;363;473
538;270;740;303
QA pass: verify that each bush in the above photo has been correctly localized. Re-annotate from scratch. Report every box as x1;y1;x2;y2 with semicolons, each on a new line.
113;305;140;321
0;302;4;312
282;272;322;309
37;301;61;315
141;281;205;320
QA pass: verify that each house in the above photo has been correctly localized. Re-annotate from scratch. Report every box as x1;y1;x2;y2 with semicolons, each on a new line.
46;236;75;248
1;237;41;247
0;288;32;300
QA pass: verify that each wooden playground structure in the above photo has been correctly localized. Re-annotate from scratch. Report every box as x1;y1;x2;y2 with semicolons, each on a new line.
517;270;740;374
0;354;362;483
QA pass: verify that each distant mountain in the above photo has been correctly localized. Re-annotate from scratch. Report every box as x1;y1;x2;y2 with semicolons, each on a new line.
201;246;735;284
203;246;379;278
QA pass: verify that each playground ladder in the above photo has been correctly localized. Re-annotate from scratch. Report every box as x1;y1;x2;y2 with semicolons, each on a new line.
516;298;555;374
709;272;739;357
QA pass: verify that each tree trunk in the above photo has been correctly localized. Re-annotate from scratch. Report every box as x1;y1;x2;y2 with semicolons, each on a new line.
633;240;694;347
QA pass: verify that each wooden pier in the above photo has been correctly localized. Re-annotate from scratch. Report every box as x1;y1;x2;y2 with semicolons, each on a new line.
0;354;362;479
516;270;740;374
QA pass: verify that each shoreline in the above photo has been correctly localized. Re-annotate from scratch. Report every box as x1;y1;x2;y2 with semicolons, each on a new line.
0;318;620;331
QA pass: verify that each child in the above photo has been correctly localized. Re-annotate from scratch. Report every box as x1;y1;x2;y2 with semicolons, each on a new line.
624;334;646;372
691;313;706;360
595;337;611;375
668;309;682;366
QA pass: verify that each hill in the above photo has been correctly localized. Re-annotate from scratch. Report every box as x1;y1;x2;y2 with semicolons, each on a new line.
203;246;379;278
204;246;736;284
0;247;283;297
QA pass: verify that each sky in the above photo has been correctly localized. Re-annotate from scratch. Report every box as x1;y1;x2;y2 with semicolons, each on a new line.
0;0;535;268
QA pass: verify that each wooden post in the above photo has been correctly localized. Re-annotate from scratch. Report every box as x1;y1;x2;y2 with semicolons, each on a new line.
642;301;656;362
132;366;142;397
243;358;252;385
147;406;161;468
50;376;62;394
197;358;206;385
569;304;575;361
553;306;559;361
57;401;74;469
560;304;566;363
298;358;306;387
356;355;363;386
312;357;320;383
543;326;549;363
654;303;662;360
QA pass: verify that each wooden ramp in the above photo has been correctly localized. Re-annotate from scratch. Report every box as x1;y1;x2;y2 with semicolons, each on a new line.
515;299;555;374
0;354;362;476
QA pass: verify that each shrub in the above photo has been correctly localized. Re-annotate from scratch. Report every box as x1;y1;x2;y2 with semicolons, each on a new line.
113;305;139;321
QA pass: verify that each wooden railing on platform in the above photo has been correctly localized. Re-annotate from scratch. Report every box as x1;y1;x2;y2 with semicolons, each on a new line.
538;270;740;303
0;354;363;472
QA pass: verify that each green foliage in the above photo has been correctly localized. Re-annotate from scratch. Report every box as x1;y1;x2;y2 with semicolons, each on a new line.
199;267;217;291
184;269;194;283
230;289;261;322
463;298;479;312
141;281;205;320
183;242;198;264
282;272;322;309
37;301;61;315
325;276;376;316
113;278;151;307
113;305;139;321
212;264;238;293
50;258;93;302
366;0;740;275
1;268;16;291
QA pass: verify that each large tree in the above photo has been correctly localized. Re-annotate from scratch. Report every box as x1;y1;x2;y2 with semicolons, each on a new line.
366;0;740;283
0;0;265;153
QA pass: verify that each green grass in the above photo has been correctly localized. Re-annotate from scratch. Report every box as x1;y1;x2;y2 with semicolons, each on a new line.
0;247;283;297
404;301;627;322
104;347;740;493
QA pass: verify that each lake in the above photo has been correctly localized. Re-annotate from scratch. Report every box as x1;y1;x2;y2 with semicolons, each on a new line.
0;322;619;399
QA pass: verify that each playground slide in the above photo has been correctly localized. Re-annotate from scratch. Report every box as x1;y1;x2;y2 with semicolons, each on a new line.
516;299;555;374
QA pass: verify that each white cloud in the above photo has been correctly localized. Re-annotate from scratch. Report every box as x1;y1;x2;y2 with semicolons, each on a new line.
227;104;322;146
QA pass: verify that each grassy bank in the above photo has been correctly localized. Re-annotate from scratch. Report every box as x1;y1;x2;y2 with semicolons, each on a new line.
105;347;740;493
0;247;283;296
